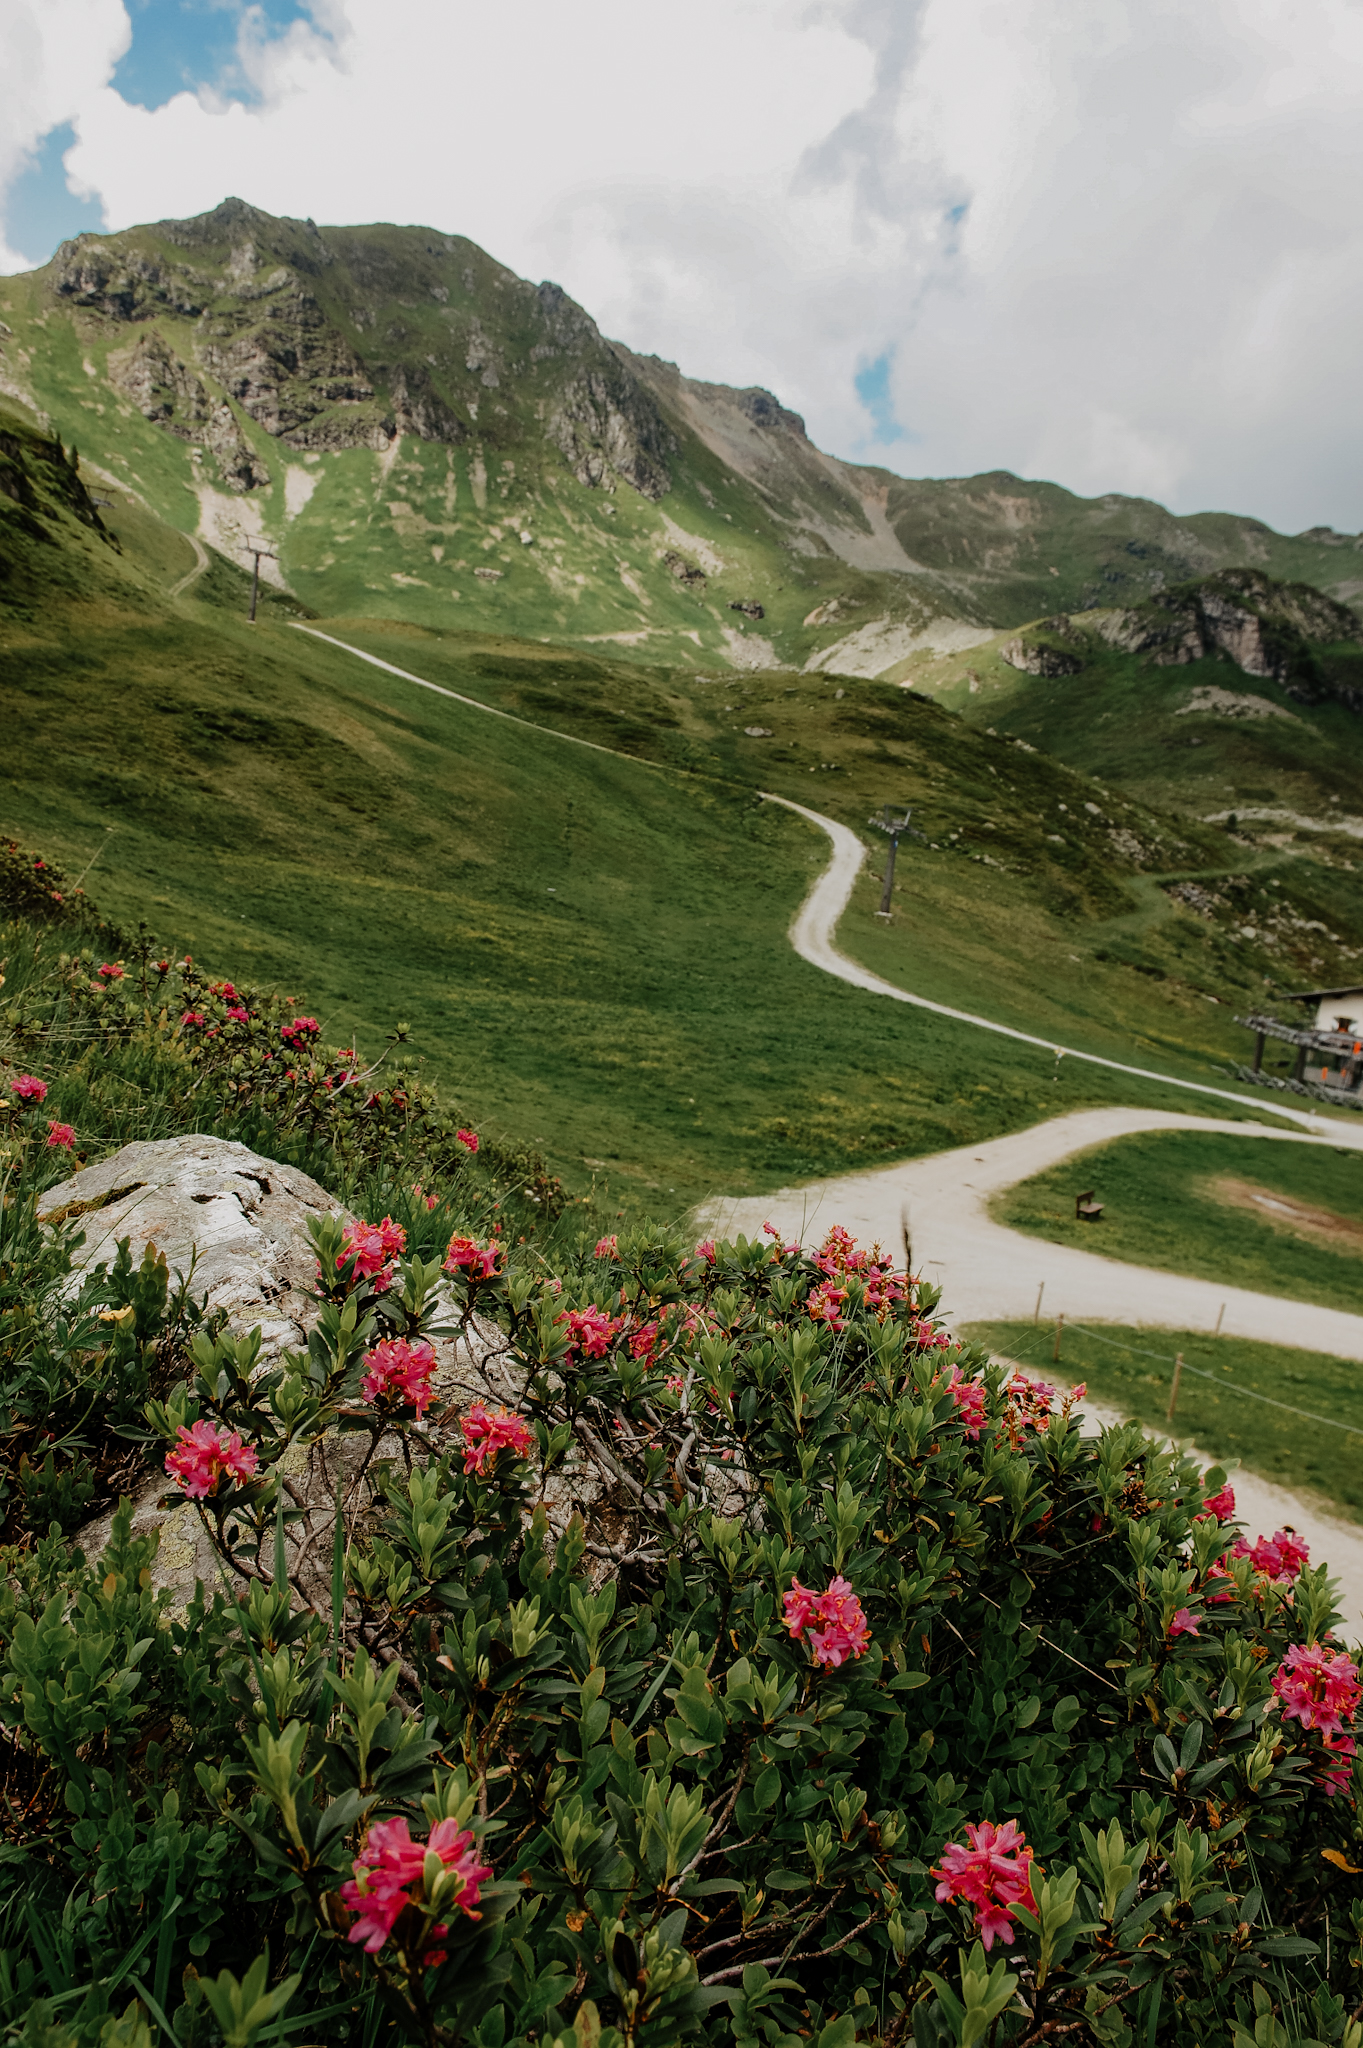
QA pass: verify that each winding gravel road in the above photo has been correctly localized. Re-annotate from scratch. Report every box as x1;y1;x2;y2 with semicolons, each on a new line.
301;634;1363;1613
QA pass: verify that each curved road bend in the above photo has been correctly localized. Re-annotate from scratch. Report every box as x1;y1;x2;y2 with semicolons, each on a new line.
297;631;1363;1613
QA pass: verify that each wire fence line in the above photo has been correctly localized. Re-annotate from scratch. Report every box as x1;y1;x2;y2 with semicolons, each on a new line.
1003;1316;1363;1441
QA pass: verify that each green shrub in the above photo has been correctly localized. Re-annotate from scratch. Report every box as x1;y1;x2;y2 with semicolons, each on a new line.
0;1207;1357;2047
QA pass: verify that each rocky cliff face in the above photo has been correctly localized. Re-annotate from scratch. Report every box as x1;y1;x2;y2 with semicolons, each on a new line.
45;200;678;500
1089;568;1362;694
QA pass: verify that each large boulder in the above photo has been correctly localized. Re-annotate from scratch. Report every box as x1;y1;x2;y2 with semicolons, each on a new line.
41;1134;346;1359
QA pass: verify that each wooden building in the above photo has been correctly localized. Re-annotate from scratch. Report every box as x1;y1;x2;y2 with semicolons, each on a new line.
1237;984;1363;1098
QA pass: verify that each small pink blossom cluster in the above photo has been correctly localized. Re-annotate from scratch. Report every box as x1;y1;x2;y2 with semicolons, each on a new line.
180;1011;206;1030
443;1234;504;1281
912;1319;953;1353
455;1128;479;1154
411;1183;438;1211
165;1420;259;1498
361;1338;437;1417
97;962;124;982
942;1364;987;1440
932;1820;1038;1951
280;1015;320;1046
461;1403;535;1475
811;1226;908;1314
693;1238;717;1264
340;1816;491;1963
1003;1372;1058;1431
1197;1484;1236;1523
46;1121;75;1151
1232;1529;1310;1582
224;1005;250;1024
339;1217;407;1292
1272;1642;1362;1793
10;1074;47;1104
1168;1608;1200;1638
783;1575;872;1669
806;1281;847;1330
560;1304;619;1358
594;1235;619;1260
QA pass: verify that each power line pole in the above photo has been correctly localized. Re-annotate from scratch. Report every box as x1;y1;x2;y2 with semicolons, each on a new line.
868;802;916;917
242;542;277;623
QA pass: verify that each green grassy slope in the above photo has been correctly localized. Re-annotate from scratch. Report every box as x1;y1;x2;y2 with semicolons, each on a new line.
6;401;1331;1218
992;1128;1363;1314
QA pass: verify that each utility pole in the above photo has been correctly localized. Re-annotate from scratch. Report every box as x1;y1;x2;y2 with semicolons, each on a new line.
242;542;277;623
868;802;916;918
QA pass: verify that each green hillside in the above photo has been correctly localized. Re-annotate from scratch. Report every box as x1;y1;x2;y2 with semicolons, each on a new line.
9;396;1351;1212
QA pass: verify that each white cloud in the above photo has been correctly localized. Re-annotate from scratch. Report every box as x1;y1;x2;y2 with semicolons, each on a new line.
4;0;1363;531
0;0;127;268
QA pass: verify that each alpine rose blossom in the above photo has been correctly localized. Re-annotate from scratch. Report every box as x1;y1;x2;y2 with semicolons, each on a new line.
783;1576;872;1668
1168;1608;1200;1638
1272;1642;1362;1740
444;1234;504;1281
1198;1484;1236;1523
1233;1529;1310;1582
462;1404;535;1475
594;1235;619;1260
279;1016;319;1046
932;1820;1038;1951
165;1420;259;1498
45;1121;75;1150
339;1218;406;1290
340;1817;492;1959
361;1339;437;1417
11;1075;47;1105
561;1305;617;1358
943;1365;987;1440
455;1128;479;1154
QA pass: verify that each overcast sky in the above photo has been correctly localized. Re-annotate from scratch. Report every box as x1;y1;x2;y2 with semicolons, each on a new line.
3;0;1361;535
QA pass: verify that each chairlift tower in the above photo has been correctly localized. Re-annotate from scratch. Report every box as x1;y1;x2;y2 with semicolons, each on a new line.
869;802;916;917
241;542;278;623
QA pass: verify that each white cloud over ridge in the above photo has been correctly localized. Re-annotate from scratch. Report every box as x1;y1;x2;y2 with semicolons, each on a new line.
3;0;1363;533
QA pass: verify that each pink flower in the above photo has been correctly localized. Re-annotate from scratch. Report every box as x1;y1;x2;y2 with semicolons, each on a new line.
45;1121;75;1150
361;1338;438;1417
180;1011;206;1029
561;1305;618;1358
943;1365;987;1440
97;963;124;982
224;1005;249;1023
1232;1529;1310;1582
10;1075;47;1105
806;1281;847;1330
629;1321;659;1361
1198;1485;1237;1523
1168;1608;1200;1638
462;1404;535;1475
340;1217;407;1288
1272;1642;1362;1740
782;1575;871;1668
444;1234;504;1281
594;1235;619;1260
763;1220;781;1237
1205;1557;1237;1604
164;1420;259;1499
279;1016;320;1046
694;1239;717;1263
932;1820;1038;1951
455;1128;479;1154
1317;1729;1358;1797
1005;1373;1056;1430
665;1373;685;1397
411;1183;438;1211
340;1816;491;1959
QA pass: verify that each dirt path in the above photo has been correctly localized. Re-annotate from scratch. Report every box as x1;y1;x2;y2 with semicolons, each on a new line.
764;791;1346;1137
169;531;209;598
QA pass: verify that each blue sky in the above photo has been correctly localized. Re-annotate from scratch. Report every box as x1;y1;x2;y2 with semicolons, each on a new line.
112;0;315;110
5;0;317;266
854;351;912;449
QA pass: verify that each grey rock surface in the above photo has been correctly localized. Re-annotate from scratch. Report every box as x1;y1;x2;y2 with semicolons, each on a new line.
41;1134;347;1356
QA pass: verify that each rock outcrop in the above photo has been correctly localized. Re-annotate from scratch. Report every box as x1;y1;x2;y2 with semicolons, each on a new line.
1000;617;1084;676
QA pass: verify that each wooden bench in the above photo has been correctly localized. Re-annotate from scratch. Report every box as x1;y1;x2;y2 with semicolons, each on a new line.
1075;1189;1104;1222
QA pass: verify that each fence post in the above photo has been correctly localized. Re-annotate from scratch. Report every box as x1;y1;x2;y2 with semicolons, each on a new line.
1167;1352;1184;1425
1214;1303;1225;1337
1034;1281;1045;1325
1053;1313;1063;1364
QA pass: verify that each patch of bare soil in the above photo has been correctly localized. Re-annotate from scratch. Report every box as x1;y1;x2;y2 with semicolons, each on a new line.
1209;1176;1363;1254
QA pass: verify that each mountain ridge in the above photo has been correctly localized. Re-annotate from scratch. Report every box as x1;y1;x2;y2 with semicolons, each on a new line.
1;197;1361;681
